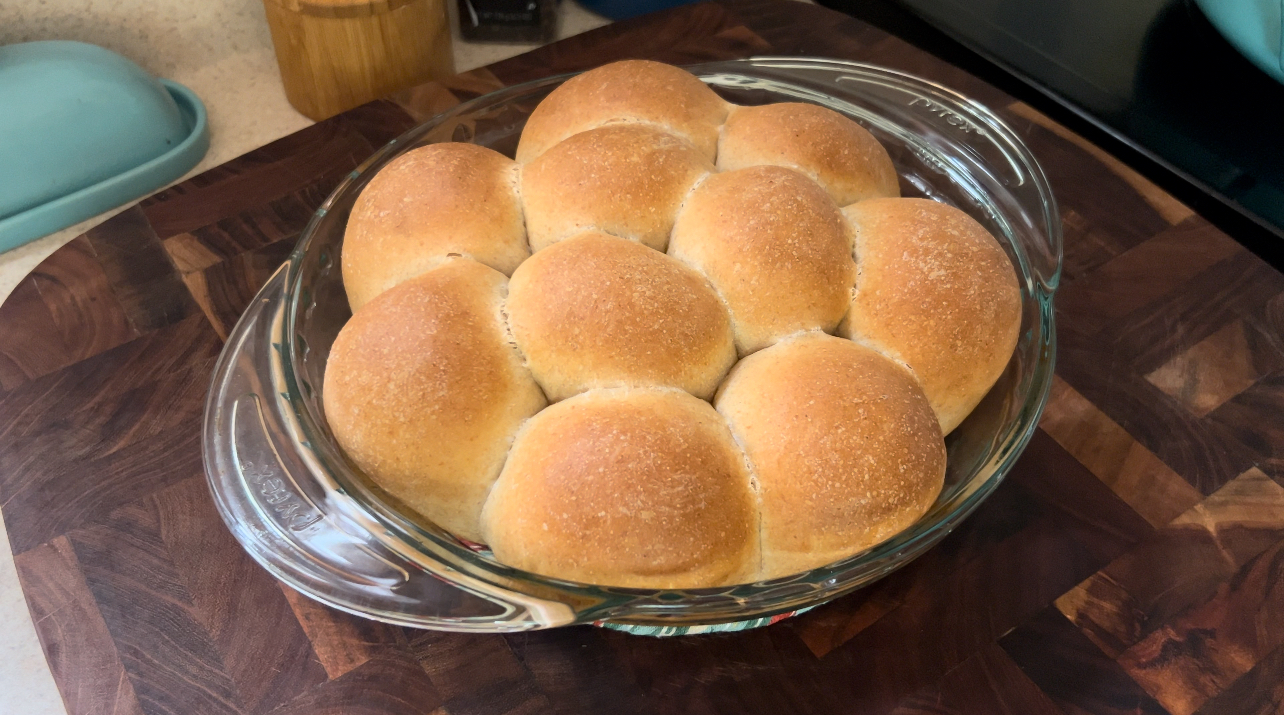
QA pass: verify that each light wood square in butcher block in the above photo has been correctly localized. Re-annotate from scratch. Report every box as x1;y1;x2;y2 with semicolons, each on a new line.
1056;468;1284;662
1146;319;1284;416
1040;375;1203;527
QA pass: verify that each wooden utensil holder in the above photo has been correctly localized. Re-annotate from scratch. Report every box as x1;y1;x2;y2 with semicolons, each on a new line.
262;0;454;121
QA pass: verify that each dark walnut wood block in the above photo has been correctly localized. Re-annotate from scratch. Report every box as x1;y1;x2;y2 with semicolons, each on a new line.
4;2;1284;713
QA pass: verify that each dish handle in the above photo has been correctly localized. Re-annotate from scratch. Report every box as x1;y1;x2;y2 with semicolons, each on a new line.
203;265;575;631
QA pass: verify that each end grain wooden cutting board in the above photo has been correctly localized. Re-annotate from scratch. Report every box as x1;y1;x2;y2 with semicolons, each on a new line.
3;2;1284;714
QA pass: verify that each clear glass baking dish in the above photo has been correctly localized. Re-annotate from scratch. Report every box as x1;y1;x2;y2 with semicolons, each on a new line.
203;57;1062;634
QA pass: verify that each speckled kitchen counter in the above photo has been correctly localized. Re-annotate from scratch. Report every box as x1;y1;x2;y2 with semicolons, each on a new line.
0;1;609;712
0;0;613;304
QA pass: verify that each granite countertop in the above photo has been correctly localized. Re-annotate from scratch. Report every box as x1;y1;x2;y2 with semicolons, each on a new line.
0;1;610;711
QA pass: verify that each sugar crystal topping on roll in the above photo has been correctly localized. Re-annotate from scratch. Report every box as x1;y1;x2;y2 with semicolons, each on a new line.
715;333;946;579
718;102;900;205
324;259;546;542
482;388;758;588
520;124;711;252
839;197;1021;434
342;142;527;311
507;230;736;402
669;165;856;355
516;59;729;164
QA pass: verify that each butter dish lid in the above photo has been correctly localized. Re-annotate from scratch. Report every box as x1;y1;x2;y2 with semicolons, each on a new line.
1193;0;1284;83
0;41;209;253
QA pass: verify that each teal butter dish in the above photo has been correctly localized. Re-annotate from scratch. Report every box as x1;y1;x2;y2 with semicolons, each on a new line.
0;41;209;253
1194;0;1284;83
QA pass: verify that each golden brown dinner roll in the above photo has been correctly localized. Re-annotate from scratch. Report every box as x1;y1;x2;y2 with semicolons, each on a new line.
341;142;528;312
718;102;900;206
839;198;1021;434
668;165;856;354
323;259;547;542
520;124;712;252
506;231;736;402
515;59;729;164
481;388;758;588
715;333;946;580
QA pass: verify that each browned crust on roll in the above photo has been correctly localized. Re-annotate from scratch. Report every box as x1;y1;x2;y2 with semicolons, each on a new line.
668;165;856;354
342;142;528;312
715;333;946;580
506;231;736;401
515;59;730;164
520;124;712;252
323;259;547;541
481;387;759;588
839;197;1022;434
718;102;900;206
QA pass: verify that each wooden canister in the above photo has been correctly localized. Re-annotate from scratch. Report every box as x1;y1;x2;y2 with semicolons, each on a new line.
262;0;454;121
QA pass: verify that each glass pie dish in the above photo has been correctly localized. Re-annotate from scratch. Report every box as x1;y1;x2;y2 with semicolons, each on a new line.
203;57;1062;634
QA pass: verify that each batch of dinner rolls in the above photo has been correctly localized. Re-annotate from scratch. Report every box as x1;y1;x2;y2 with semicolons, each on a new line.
324;60;1022;588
